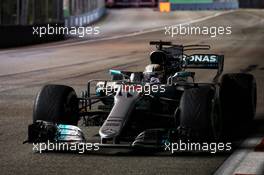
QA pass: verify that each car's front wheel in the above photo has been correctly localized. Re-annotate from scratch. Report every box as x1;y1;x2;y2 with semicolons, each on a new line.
33;84;79;125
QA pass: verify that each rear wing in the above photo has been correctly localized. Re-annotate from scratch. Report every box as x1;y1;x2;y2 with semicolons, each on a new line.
182;54;224;82
149;41;225;82
183;54;224;69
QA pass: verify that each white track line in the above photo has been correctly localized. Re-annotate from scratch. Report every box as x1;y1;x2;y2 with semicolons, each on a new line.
58;10;234;47
214;136;264;175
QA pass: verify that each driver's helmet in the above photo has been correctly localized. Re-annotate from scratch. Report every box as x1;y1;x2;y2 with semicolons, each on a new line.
143;64;164;83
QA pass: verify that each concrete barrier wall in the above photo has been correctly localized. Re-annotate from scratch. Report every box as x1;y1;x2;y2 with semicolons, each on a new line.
65;7;105;28
0;0;105;48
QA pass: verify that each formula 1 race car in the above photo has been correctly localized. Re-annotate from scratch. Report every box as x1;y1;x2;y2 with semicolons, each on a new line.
25;41;257;152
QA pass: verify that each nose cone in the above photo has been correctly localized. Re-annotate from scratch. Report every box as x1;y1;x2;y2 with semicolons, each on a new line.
99;121;121;139
99;89;140;140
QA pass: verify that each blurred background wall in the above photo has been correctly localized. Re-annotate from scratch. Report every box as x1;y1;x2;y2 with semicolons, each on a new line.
0;0;105;48
0;0;263;48
238;0;264;8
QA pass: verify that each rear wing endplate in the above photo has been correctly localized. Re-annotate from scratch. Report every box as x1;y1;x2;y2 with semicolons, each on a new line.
182;54;224;82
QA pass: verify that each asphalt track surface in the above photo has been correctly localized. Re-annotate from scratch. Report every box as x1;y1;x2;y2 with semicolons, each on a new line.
0;8;264;175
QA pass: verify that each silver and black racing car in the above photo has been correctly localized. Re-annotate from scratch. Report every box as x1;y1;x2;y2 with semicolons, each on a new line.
24;41;257;152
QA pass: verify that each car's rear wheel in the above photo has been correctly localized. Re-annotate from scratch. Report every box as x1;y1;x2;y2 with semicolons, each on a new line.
220;73;257;137
178;86;220;141
33;85;79;125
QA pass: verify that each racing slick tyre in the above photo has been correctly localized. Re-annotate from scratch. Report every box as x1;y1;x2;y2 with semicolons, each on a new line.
33;85;79;125
220;73;257;137
178;86;221;141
